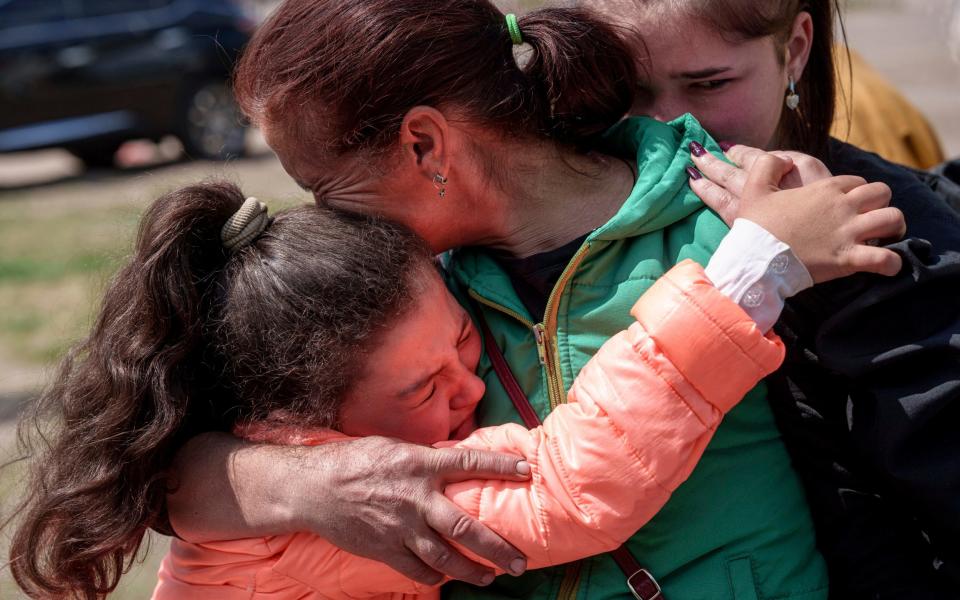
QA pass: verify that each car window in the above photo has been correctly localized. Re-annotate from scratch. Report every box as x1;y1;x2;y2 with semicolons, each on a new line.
79;0;172;18
0;0;77;26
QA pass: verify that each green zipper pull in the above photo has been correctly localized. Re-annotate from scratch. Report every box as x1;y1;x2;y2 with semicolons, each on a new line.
532;323;548;365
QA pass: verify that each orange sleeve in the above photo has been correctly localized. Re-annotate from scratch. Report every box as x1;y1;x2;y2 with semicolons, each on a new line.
155;260;784;599
443;259;784;567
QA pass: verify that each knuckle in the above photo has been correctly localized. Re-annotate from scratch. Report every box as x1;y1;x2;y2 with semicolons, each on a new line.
457;449;482;473
718;164;737;186
882;206;904;225
447;514;475;541
425;545;455;570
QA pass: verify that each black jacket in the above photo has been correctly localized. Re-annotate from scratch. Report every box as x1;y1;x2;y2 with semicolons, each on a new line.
767;139;960;599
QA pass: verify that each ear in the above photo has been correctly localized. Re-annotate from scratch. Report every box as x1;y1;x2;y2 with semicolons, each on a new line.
785;11;814;82
397;106;451;182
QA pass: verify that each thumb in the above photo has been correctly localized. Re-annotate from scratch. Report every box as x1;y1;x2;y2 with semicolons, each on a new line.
743;154;794;198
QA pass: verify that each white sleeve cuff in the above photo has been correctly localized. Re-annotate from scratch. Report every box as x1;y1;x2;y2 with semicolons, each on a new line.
705;218;814;333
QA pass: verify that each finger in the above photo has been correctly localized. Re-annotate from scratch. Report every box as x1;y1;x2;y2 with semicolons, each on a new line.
845;181;892;213
431;447;530;482
827;174;869;193
841;245;903;277
724;144;781;172
851;207;907;242
406;527;497;585
385;548;446;586
743;153;795;198
691;143;749;197
688;175;740;225
425;494;526;576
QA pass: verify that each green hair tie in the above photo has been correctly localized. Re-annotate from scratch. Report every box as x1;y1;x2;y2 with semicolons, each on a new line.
505;13;523;45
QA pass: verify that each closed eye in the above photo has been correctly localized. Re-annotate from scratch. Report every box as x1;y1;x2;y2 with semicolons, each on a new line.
690;79;732;91
415;382;437;407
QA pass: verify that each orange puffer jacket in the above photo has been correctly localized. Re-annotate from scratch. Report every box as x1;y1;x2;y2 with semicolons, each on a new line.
153;260;785;600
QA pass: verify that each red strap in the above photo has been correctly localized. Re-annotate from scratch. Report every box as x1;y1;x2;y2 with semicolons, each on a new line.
478;314;542;428
472;305;664;600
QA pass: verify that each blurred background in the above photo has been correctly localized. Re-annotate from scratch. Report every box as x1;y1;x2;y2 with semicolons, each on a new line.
0;0;957;597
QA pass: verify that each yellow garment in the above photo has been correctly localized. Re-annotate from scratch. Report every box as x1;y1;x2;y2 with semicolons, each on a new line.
832;48;945;169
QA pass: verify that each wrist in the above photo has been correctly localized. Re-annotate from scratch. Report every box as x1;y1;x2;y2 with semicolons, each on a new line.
278;444;337;534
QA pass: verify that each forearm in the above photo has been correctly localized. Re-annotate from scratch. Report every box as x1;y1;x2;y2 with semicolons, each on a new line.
445;261;786;566
167;432;330;542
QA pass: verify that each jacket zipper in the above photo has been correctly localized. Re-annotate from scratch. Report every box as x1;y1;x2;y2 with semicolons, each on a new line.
540;243;590;411
468;241;592;600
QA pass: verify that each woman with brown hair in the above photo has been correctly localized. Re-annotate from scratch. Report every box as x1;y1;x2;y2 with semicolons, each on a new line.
590;0;960;596
157;1;911;599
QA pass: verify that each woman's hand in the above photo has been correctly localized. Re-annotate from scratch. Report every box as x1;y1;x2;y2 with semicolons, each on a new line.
308;436;530;585
687;143;906;284
168;433;530;586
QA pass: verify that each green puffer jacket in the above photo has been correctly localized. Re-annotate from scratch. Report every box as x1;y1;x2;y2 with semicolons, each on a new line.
445;116;828;600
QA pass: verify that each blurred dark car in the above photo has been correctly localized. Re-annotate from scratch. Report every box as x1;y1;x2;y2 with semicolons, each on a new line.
0;0;254;167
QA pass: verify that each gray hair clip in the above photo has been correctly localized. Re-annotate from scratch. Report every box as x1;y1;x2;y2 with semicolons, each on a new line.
221;197;269;251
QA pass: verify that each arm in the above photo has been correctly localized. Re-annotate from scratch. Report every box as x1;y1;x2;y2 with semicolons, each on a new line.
167;433;531;585
775;197;960;588
260;259;786;596
699;140;960;592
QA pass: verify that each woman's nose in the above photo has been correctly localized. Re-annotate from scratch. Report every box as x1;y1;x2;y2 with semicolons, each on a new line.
449;371;485;410
647;90;690;123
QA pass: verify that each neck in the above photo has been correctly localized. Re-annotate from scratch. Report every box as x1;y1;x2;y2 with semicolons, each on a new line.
475;142;635;258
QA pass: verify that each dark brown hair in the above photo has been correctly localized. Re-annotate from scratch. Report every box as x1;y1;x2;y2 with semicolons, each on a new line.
234;0;639;156
695;0;839;157
8;182;432;599
608;0;840;156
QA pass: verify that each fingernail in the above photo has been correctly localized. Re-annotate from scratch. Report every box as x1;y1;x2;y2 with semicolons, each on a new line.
686;166;702;181
516;460;530;476
480;573;495;586
510;557;527;575
689;141;706;157
719;141;734;152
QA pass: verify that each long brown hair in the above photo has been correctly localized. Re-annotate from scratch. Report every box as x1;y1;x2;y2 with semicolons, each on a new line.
234;0;639;157
8;182;432;599
602;0;840;156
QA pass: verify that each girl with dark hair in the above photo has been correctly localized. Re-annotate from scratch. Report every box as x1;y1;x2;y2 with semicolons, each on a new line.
10;172;880;600
161;1;909;599
588;0;960;596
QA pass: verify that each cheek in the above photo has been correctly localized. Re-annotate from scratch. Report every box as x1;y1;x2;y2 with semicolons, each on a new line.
695;88;782;149
340;398;450;445
398;412;452;446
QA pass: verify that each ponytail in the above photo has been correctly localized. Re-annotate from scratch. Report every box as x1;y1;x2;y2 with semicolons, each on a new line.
234;0;637;157
517;7;638;146
9;179;436;598
9;182;245;599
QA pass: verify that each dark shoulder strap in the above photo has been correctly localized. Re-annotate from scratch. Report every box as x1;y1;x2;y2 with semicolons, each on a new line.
472;304;665;600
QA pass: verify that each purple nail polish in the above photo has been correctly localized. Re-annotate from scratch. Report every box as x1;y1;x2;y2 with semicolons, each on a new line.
689;141;706;157
718;141;734;152
686;166;702;180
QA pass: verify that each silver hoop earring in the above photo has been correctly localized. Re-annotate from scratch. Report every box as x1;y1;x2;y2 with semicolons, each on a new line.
785;77;800;111
433;172;448;199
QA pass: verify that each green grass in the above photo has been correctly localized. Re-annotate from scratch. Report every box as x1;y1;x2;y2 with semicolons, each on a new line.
0;202;139;365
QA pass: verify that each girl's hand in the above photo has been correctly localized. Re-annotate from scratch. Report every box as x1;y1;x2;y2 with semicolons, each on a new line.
687;143;906;284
